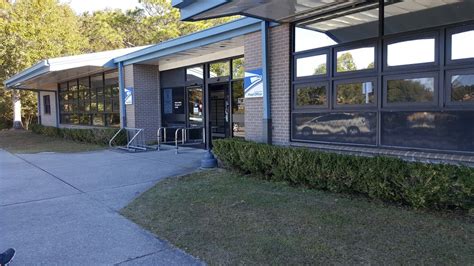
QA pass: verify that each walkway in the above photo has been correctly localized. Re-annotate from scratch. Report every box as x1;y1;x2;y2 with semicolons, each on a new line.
0;147;205;265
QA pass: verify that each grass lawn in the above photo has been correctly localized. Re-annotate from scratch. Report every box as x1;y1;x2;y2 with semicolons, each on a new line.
0;130;104;153
121;169;474;265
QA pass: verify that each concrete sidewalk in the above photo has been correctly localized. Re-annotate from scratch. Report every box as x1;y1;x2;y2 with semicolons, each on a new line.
0;147;205;265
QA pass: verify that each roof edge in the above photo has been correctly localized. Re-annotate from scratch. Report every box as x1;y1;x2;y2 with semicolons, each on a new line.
4;60;49;88
113;17;262;65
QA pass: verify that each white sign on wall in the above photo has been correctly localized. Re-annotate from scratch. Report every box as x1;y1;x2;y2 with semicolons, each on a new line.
244;68;263;98
124;87;134;105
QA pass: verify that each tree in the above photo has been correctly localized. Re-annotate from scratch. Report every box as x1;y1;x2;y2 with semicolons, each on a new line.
0;0;86;129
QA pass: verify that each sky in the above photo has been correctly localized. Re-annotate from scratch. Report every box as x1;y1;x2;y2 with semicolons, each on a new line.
60;0;141;14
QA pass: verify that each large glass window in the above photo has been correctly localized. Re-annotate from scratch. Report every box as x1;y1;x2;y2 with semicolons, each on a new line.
292;3;474;154
58;71;119;127
386;76;435;104
336;80;375;106
296;54;327;77
162;87;185;128
294;83;327;108
386;38;436;67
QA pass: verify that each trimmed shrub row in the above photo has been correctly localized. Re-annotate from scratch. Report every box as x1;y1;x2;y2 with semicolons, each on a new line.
213;138;474;211
30;124;126;146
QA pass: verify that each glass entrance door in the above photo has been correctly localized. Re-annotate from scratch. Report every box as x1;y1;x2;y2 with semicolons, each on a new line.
208;83;230;139
186;86;203;141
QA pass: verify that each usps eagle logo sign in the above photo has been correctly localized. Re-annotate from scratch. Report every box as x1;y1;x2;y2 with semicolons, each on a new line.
124;87;134;105
244;68;263;98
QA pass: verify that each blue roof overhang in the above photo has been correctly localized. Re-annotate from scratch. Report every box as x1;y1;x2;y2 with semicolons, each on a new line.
114;17;262;66
171;0;230;21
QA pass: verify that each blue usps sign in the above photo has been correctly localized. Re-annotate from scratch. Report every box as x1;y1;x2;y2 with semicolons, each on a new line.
124;87;134;105
244;68;263;98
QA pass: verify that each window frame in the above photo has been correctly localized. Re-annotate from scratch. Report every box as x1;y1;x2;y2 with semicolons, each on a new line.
383;31;440;71
294;49;329;80
383;72;439;108
445;68;474;107
446;24;474;65
292;81;330;110
333;77;378;109
185;64;205;86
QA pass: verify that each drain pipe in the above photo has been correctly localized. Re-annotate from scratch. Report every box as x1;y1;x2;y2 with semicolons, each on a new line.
261;20;272;144
118;61;127;128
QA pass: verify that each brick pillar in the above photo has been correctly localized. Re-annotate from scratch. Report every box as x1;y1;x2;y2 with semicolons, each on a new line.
269;24;291;145
123;64;160;142
244;31;263;142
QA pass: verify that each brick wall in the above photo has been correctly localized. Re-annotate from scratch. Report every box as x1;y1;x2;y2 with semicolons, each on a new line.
244;31;263;142
269;24;291;145
123;64;160;141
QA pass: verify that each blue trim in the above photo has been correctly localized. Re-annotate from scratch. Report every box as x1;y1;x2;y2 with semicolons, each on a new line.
178;0;229;21
171;0;195;8
114;17;261;66
118;62;127;128
262;21;270;120
54;90;60;127
5;60;49;88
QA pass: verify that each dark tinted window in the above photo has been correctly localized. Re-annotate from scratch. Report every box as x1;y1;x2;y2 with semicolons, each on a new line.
387;77;435;104
232;80;245;138
382;111;474;152
336;81;375;105
293;112;377;145
295;84;327;107
43;95;51;114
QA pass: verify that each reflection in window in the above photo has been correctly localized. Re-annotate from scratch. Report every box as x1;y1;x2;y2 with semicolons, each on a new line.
294;7;378;53
232;80;245;138
387;77;434;104
382;111;474;152
387;38;435;66
187;87;203;126
451;74;474;102
296;54;327;77
336;47;375;72
294;27;337;52
293;112;377;145
186;66;204;82
295;84;327;107
232;58;245;79
452;30;474;60
336;81;375;105
209;61;230;78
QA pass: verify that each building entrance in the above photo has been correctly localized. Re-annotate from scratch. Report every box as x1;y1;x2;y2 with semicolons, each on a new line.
208;83;230;139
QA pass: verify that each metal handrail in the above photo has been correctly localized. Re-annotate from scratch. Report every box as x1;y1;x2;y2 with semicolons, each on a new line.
109;128;124;148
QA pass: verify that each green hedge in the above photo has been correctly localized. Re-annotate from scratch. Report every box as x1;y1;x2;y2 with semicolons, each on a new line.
213;138;474;211
30;124;126;146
